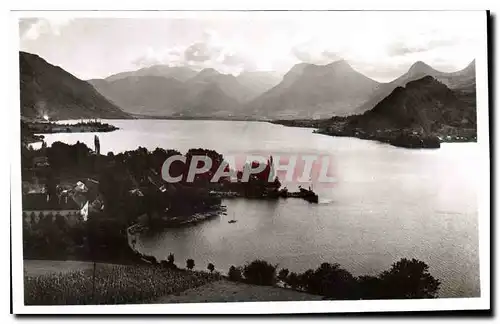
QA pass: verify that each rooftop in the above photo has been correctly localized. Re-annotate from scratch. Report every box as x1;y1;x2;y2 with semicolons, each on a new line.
22;193;81;211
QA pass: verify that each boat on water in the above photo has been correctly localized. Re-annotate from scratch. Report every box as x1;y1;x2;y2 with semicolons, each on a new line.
228;213;237;224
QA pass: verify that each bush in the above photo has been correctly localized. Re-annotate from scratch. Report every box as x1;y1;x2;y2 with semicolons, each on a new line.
207;263;215;273
285;272;299;289
243;259;277;286
297;269;314;291
278;268;289;285
357;275;382;300
303;263;358;299
378;258;441;299
186;259;195;270
228;265;243;282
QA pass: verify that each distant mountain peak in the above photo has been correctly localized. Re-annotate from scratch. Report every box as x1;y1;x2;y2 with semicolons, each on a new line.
408;61;434;74
325;59;349;68
288;59;352;78
197;68;221;77
405;75;441;88
465;59;476;71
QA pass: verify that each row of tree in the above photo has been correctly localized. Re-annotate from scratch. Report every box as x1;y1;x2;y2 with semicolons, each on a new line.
147;254;441;300
225;258;441;300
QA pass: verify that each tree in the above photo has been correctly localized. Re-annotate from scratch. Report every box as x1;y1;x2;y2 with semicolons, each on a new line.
378;258;441;299
228;265;243;282
297;269;314;291
167;253;175;265
286;272;300;290
243;259;277;286
299;263;358;299
207;263;215;273
278;268;290;286
358;275;383;300
186;258;195;270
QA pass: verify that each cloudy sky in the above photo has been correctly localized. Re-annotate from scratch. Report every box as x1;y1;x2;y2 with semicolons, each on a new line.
18;11;484;82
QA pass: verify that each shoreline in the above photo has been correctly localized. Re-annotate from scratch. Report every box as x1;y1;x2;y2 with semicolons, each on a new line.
131;114;267;122
209;189;319;203
271;120;476;149
127;207;226;252
25;121;119;134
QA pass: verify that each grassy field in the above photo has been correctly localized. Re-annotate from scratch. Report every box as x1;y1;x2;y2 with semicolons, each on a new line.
24;260;220;305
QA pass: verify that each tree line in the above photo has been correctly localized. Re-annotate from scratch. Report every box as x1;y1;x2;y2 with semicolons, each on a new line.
141;254;441;300
226;258;440;300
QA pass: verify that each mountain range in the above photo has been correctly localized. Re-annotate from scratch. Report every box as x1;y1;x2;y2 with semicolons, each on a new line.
88;66;281;117
246;60;381;119
19;52;130;120
19;51;476;129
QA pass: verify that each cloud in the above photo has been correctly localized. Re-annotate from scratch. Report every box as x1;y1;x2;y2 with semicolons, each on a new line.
184;42;219;62
387;42;428;56
386;34;462;57
291;45;313;63
131;30;257;74
131;46;185;68
322;50;341;61
291;41;343;65
222;52;246;66
19;18;72;41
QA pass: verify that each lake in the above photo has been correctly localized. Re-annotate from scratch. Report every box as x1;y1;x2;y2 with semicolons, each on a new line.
37;119;480;298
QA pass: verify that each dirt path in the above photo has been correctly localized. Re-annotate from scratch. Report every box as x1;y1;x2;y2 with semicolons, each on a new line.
155;279;323;303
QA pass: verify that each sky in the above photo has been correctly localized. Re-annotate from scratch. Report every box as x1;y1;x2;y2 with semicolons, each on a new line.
18;11;484;82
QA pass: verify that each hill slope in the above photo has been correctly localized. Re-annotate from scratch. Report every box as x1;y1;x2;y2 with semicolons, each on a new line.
354;60;476;114
20;52;130;120
349;76;476;133
185;68;254;103
235;71;281;100
248;60;380;119
177;82;242;117
88;76;188;116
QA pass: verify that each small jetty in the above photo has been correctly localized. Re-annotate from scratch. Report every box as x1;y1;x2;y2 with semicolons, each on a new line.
278;187;319;203
209;187;319;204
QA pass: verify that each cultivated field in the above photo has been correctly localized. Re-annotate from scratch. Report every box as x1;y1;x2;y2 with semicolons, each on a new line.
24;260;220;305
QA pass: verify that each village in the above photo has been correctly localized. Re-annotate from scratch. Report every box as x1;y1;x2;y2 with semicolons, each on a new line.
22;136;105;231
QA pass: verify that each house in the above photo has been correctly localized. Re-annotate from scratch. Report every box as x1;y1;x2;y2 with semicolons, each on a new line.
22;193;85;227
74;181;88;193
22;181;45;194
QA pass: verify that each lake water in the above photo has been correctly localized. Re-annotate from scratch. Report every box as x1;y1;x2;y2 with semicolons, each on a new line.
38;119;480;297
